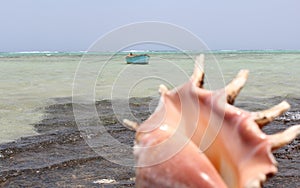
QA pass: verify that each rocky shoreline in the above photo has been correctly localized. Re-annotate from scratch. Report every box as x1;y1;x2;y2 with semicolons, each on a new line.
0;97;299;187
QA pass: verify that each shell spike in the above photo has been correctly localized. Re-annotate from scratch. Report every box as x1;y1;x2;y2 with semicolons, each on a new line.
225;69;249;104
123;119;139;131
253;101;290;128
191;54;205;88
159;84;169;95
269;124;300;150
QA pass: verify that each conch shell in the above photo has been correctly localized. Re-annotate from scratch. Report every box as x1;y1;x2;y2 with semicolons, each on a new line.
123;55;300;188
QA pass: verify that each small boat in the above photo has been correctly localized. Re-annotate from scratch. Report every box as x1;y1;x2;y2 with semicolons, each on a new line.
125;54;150;64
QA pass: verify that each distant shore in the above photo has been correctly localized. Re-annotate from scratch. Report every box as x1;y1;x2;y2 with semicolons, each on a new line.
1;49;300;58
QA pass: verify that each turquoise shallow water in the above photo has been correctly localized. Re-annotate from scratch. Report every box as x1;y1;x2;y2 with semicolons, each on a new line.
0;51;299;143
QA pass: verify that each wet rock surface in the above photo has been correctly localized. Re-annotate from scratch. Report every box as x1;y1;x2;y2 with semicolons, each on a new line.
0;97;299;187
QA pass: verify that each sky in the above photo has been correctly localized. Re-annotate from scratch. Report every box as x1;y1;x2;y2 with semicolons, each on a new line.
0;0;299;52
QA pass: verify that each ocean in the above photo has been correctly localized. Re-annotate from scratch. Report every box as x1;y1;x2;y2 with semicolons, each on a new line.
0;50;300;144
